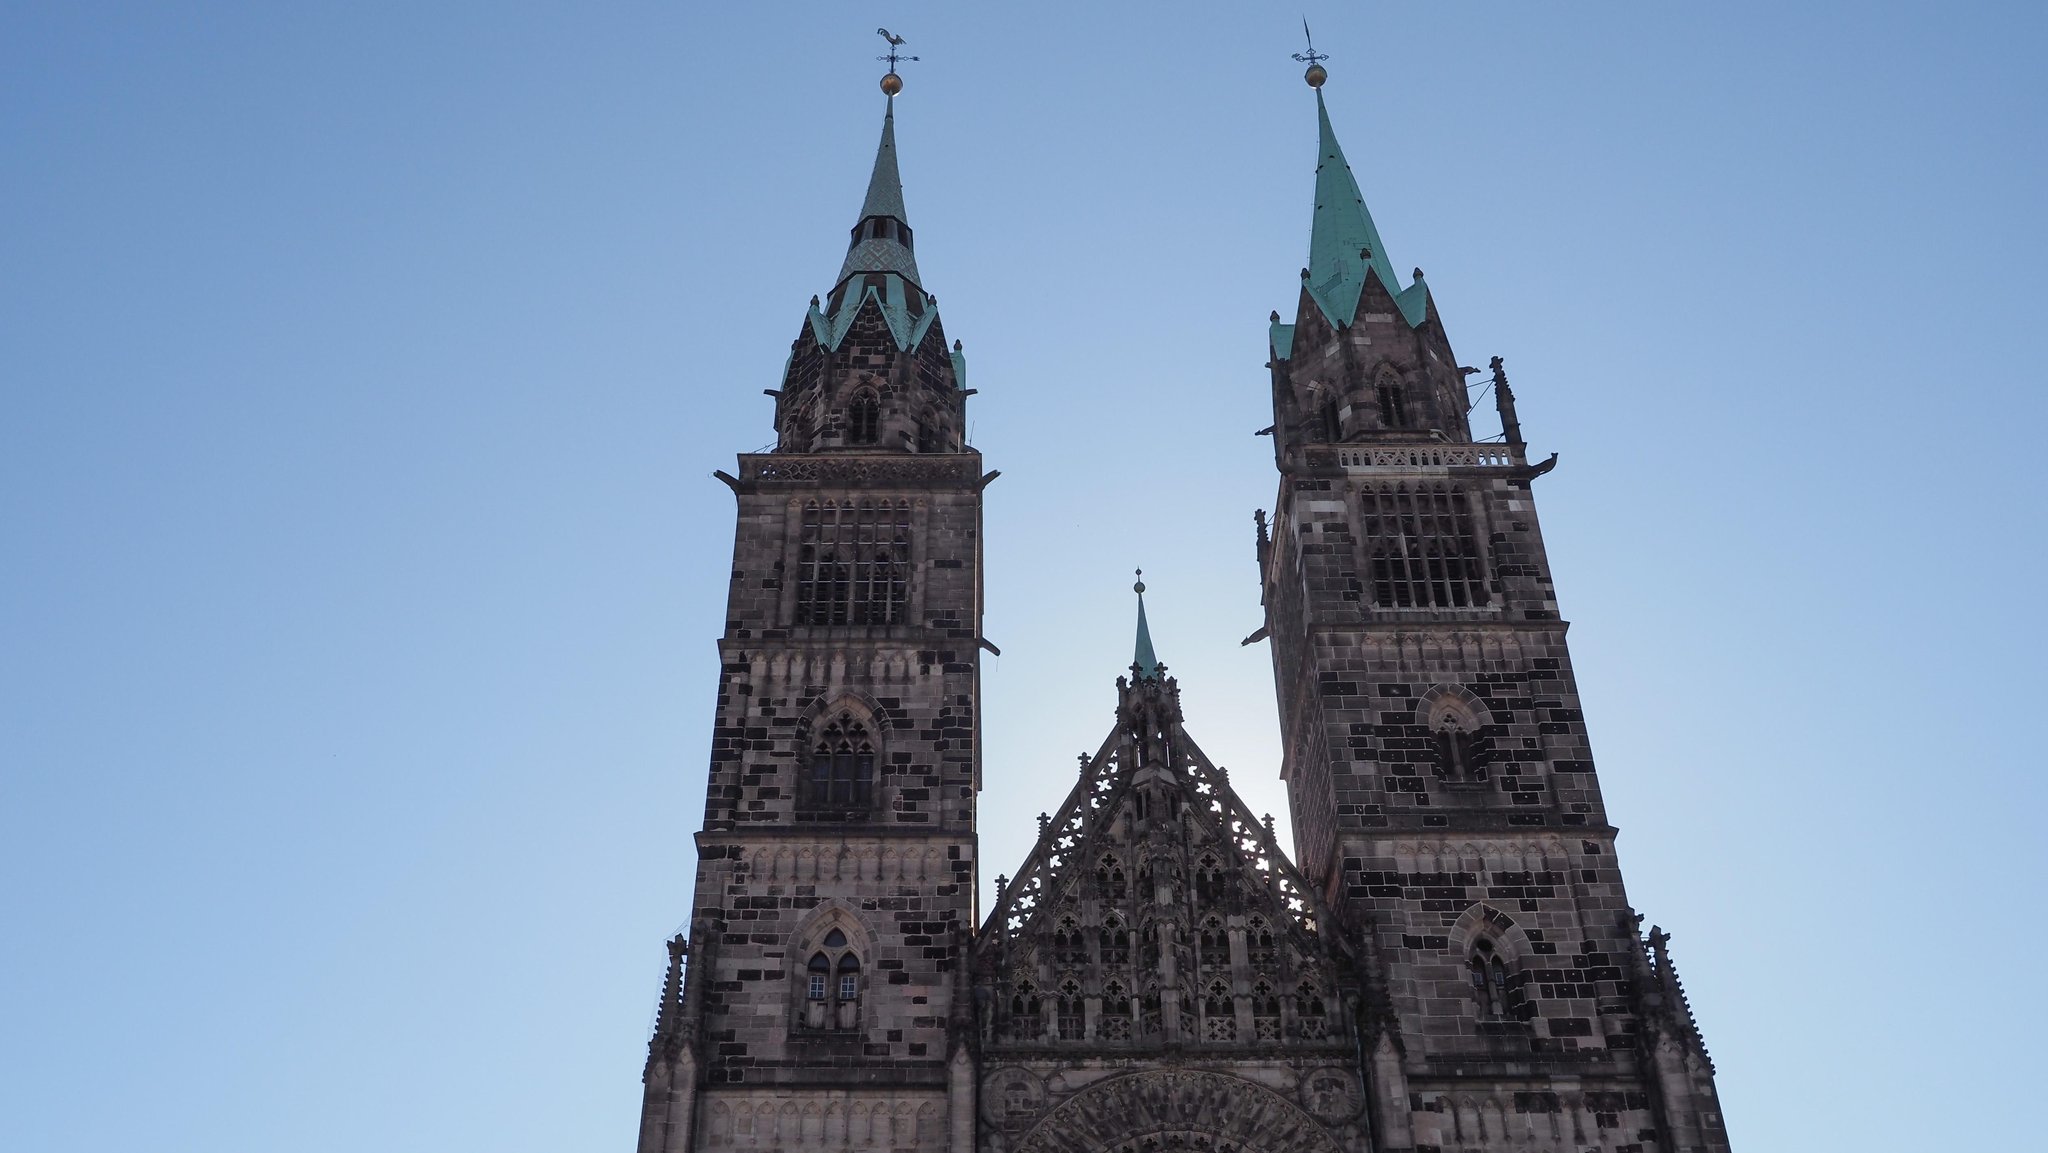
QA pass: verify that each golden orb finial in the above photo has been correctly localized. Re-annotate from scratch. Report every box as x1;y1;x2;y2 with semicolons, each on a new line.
1293;21;1330;89
875;29;916;96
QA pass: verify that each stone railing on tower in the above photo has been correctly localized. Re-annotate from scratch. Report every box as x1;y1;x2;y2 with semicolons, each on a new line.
1304;442;1524;473
734;452;980;487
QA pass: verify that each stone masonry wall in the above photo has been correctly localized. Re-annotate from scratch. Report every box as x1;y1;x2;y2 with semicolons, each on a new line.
680;459;983;1125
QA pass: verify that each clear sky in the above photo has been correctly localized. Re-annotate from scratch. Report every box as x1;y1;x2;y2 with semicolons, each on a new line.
3;3;2043;1150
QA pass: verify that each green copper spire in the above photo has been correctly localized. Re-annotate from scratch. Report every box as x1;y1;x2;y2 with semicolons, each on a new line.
837;96;922;285
1132;570;1160;680
1304;89;1429;330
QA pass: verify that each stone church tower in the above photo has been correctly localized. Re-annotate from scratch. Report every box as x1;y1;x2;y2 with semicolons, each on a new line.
636;92;986;1153
637;62;1732;1153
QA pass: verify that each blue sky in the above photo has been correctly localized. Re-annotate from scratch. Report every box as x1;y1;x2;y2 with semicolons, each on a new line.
3;3;2043;1150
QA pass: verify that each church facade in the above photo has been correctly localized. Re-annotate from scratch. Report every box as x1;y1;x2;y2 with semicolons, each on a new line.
634;67;1732;1153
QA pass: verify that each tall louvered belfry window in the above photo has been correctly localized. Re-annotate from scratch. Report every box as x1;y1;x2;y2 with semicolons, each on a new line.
796;500;911;626
1360;483;1491;609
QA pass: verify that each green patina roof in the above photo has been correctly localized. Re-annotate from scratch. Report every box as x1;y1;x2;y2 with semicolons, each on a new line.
807;273;940;353
1132;584;1160;680
836;97;921;285
803;97;940;355
1270;318;1296;360
1301;90;1430;337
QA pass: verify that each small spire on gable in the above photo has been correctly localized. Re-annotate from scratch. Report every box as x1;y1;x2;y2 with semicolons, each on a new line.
1132;569;1161;680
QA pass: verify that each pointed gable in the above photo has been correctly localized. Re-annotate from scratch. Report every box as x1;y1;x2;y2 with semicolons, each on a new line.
975;662;1356;1052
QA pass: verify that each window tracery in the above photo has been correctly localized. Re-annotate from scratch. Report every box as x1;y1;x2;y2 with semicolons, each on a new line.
1468;937;1522;1019
802;714;874;816
1432;707;1489;784
795;500;910;626
1009;977;1042;1040
846;388;880;444
1295;979;1329;1040
1375;367;1409;429
796;924;862;1032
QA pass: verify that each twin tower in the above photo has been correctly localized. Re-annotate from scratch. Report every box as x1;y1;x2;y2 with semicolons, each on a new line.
633;71;1733;1153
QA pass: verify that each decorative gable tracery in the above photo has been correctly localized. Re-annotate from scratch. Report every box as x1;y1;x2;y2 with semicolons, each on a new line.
975;670;1358;1053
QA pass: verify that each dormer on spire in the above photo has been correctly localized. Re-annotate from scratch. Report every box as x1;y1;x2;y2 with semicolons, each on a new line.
838;98;921;285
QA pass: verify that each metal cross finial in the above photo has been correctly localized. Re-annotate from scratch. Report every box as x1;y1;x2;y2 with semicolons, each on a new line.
876;27;919;72
1292;19;1328;68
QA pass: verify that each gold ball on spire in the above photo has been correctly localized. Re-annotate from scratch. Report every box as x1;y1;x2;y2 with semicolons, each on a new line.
1304;62;1327;88
880;71;903;96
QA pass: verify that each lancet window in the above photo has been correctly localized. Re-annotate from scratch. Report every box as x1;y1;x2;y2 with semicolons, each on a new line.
1295;979;1329;1040
847;388;880;445
1247;916;1277;969
795;499;911;626
1055;978;1083;1040
1375;368;1409;428
1198;916;1231;971
1469;938;1521;1019
1360;483;1491;609
1434;712;1488;783
798;927;862;1032
1052;915;1085;965
1203;979;1237;1040
1099;914;1130;966
1009;977;1042;1041
1100;979;1133;1041
1251;978;1281;1040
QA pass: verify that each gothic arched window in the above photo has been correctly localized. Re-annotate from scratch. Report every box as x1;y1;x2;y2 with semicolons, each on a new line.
1247;916;1277;968
1099;914;1130;964
1295;979;1329;1039
1101;979;1132;1041
1009;978;1042;1041
803;715;874;816
1203;978;1237;1041
1056;978;1083;1040
1199;916;1230;971
847;389;880;445
1195;853;1225;904
1053;915;1084;965
797;926;862;1032
1433;710;1489;783
1375;368;1408;428
1251;978;1281;1040
1469;938;1518;1019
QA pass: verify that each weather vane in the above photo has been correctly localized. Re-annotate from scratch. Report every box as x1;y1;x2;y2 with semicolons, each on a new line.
876;28;919;95
1292;19;1329;88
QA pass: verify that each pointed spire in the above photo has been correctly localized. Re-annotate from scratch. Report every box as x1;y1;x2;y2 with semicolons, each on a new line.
838;97;922;285
1132;570;1160;679
860;97;908;221
1303;83;1429;329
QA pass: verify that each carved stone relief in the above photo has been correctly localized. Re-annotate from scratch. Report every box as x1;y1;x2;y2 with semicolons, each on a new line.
1013;1069;1343;1153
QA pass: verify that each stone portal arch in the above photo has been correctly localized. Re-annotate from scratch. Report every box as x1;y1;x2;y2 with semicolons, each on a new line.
1014;1069;1344;1153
